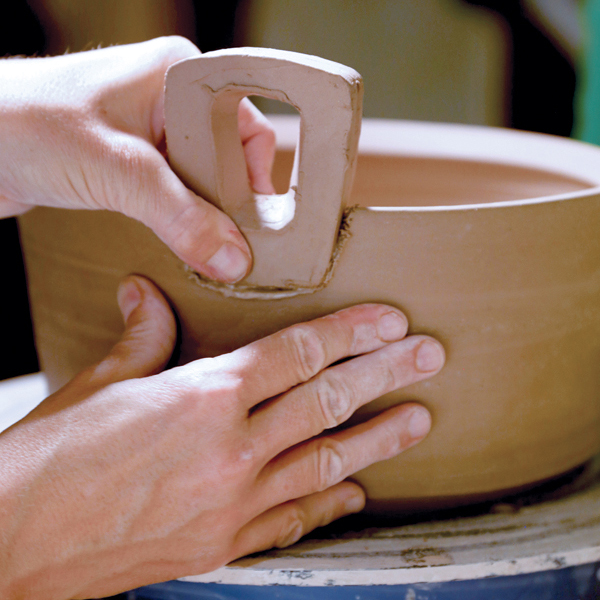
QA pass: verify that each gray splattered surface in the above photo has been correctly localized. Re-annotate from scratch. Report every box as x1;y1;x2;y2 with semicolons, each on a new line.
183;458;600;586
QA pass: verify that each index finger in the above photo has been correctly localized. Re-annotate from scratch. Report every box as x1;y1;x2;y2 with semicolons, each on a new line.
238;98;276;194
227;304;409;408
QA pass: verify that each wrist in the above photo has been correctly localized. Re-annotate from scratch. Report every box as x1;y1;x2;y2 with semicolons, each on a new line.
0;57;48;216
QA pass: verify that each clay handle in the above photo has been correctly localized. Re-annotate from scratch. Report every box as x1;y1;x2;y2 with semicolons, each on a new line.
164;48;363;289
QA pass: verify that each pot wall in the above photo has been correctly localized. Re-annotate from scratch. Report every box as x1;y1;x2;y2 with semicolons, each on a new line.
19;119;600;512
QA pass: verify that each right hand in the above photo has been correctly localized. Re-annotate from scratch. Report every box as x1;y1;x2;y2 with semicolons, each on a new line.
0;276;445;599
0;37;276;283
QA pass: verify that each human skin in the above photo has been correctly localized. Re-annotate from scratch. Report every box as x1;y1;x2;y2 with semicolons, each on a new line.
0;37;445;597
0;276;444;598
0;36;275;283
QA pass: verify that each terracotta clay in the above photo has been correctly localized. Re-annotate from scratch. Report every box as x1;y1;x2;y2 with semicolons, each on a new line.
165;48;362;290
18;51;600;513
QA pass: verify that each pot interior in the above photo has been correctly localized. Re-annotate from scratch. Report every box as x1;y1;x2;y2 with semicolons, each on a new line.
272;150;592;208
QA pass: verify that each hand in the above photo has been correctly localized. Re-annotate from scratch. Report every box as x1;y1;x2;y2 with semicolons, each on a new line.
0;37;276;282
0;276;444;599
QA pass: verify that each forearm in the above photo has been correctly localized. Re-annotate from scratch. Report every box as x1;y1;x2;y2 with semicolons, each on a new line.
0;416;67;599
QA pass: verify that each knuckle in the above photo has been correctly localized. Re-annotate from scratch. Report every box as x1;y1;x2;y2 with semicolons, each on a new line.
231;437;259;470
275;505;306;548
261;123;276;145
170;362;244;415
382;360;401;392
228;374;251;408
315;439;346;491
287;326;328;381
380;424;404;460
327;311;361;352
313;376;352;429
186;364;246;408
152;35;200;60
168;204;218;261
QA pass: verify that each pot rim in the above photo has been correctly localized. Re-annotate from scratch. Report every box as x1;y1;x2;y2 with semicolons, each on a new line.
269;114;600;212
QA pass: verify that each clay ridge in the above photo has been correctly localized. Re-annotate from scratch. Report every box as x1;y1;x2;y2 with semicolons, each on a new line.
185;205;359;299
199;82;297;110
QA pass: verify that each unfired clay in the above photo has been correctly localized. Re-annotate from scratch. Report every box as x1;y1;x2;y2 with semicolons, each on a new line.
18;50;600;513
164;48;362;290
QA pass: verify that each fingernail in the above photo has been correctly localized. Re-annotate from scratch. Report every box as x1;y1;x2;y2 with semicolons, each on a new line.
377;311;408;342
252;178;276;195
205;243;250;283
344;490;366;513
415;340;445;373
117;279;142;323
408;407;432;439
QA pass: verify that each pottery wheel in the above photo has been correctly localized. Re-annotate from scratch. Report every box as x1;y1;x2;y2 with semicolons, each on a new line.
181;457;600;587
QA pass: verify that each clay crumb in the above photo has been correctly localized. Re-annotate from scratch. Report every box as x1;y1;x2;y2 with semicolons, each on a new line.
185;205;359;300
490;503;520;515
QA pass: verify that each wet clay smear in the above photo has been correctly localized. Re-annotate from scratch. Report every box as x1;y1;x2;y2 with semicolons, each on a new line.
185;206;359;300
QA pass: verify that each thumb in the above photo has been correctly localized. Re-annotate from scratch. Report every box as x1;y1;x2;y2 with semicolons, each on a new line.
85;276;177;386
151;177;252;284
126;150;252;284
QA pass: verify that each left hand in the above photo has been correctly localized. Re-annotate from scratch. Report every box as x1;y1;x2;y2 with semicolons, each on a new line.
0;37;276;283
0;276;443;598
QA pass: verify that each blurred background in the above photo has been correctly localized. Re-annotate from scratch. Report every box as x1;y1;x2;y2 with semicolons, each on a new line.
0;0;589;381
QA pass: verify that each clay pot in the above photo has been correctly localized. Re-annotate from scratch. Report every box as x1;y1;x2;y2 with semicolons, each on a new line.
19;50;600;513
